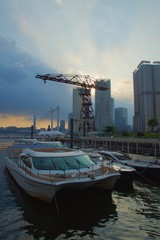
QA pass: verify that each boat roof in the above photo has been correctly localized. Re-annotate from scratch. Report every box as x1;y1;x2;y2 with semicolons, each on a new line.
14;139;62;145
97;150;127;156
12;139;63;149
22;148;86;158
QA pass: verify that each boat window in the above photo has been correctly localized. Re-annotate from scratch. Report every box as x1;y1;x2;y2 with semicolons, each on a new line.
64;157;80;169
51;157;70;170
32;154;95;171
32;157;70;170
113;153;132;161
65;154;95;169
76;155;95;167
32;157;57;170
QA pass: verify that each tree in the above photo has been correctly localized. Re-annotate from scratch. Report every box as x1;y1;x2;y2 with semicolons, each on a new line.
147;118;158;132
103;126;116;135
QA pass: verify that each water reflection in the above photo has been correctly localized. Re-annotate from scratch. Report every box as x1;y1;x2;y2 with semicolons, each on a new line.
5;170;118;239
114;180;134;194
134;181;160;218
133;181;160;238
2;147;160;240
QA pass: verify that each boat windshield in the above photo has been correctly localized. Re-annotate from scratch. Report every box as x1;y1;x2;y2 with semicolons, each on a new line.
113;153;132;161
32;154;96;171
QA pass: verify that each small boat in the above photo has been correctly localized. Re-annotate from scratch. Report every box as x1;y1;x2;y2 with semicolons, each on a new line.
96;150;160;184
13;138;64;149
5;146;120;203
88;152;136;184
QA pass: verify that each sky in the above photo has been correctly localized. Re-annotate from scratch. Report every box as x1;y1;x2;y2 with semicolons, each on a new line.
0;0;160;129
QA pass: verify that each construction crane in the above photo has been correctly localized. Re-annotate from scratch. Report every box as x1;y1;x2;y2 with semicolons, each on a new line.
35;74;108;134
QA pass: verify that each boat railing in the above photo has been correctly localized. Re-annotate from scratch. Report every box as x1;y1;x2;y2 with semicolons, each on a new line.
8;146;118;181
20;161;116;182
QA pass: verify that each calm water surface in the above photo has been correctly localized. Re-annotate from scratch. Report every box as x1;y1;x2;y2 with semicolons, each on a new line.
0;149;160;240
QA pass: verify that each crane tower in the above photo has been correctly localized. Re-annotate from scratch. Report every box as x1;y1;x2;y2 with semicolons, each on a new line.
35;74;108;133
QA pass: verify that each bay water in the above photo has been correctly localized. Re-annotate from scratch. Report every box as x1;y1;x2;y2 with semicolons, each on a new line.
0;149;160;240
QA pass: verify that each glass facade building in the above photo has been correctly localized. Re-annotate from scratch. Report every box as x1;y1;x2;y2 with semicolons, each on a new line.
133;61;160;132
115;107;128;131
95;79;114;132
72;88;82;134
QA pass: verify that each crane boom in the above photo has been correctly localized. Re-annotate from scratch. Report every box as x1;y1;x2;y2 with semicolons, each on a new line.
35;74;108;90
35;73;108;134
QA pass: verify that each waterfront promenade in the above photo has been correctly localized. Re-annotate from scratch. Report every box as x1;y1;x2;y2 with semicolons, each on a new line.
1;134;160;158
80;136;160;157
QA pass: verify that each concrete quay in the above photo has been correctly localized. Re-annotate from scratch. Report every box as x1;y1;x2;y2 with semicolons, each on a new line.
1;135;160;158
80;136;160;157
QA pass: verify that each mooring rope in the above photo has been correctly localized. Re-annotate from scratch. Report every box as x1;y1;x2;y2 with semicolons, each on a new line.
54;194;64;230
135;167;160;187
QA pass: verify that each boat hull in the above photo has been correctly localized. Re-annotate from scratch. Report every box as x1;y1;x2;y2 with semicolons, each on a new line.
125;161;160;184
94;172;120;190
5;157;120;203
5;157;56;202
131;165;160;184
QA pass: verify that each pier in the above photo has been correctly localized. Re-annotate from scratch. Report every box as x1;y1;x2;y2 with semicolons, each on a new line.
78;137;160;158
1;135;160;158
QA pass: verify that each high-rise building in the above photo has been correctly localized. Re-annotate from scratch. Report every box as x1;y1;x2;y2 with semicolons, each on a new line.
133;61;160;132
59;120;65;132
68;112;73;131
72;88;82;134
115;107;128;131
95;79;114;132
33;115;36;131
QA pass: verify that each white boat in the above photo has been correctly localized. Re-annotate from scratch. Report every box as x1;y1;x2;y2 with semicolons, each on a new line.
96;150;160;184
13;138;64;149
88;152;136;183
5;146;120;203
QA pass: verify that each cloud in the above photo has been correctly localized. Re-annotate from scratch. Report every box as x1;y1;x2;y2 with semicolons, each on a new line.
0;36;72;126
5;0;137;125
2;0;160;127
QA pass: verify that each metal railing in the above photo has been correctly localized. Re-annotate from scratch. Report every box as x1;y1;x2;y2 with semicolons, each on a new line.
19;160;114;182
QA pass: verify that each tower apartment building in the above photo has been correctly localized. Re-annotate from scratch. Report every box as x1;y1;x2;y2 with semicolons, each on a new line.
115;107;128;131
133;61;160;132
95;79;114;132
72;88;82;134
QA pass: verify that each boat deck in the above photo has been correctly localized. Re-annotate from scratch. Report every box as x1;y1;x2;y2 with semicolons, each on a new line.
7;146;119;183
19;163;116;182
